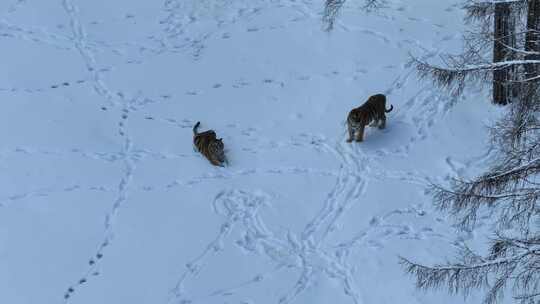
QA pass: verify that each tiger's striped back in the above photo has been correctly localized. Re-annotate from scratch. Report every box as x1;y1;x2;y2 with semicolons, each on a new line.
193;122;227;166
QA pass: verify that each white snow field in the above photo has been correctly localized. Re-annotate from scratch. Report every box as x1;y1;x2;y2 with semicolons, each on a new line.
0;0;505;304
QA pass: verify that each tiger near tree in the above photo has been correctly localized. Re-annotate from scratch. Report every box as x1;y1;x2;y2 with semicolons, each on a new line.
346;93;393;142
193;121;227;166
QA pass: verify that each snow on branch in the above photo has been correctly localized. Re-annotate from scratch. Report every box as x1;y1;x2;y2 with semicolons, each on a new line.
400;248;538;304
428;175;539;230
483;157;540;182
399;254;520;298
411;55;540;95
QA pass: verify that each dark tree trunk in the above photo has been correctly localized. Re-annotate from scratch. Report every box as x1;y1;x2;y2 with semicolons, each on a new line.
525;0;540;78
521;0;540;105
493;3;516;105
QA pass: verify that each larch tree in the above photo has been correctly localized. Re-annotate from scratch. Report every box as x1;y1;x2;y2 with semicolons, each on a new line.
400;1;540;304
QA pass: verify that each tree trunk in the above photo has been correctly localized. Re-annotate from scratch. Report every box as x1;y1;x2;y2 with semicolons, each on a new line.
525;0;540;78
522;0;540;105
493;2;515;105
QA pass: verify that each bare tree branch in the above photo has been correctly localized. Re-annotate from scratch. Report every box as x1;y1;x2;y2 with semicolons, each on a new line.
322;0;387;31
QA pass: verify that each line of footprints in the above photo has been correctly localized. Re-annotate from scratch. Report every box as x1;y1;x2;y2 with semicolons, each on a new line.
63;240;108;300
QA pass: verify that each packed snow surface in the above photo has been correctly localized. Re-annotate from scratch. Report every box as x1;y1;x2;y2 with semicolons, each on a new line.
0;0;503;303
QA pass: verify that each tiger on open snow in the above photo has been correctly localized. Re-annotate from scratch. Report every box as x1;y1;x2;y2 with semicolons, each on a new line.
193;121;227;166
346;93;393;142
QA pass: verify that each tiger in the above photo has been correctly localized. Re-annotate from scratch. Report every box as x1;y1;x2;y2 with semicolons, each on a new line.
193;121;227;166
346;93;393;142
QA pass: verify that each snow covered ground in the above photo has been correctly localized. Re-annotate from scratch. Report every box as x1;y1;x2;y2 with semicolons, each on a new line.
0;0;504;303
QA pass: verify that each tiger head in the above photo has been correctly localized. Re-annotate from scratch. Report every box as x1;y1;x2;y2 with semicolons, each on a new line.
348;110;365;126
213;138;227;163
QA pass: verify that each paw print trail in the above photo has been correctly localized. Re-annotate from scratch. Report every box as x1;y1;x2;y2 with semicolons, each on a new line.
62;134;138;302
62;0;118;108
169;189;276;304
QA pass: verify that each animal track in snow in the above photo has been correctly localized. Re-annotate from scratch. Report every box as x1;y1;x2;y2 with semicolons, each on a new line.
169;189;273;303
0;184;113;207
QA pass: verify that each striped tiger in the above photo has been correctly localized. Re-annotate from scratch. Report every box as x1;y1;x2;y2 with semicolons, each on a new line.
193;121;227;166
346;93;393;142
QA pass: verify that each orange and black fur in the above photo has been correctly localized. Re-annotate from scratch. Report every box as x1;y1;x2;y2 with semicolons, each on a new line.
346;94;393;142
193;122;227;166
